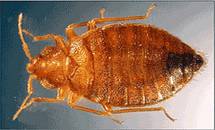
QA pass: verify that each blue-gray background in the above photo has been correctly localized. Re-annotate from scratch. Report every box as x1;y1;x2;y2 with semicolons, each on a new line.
0;1;214;129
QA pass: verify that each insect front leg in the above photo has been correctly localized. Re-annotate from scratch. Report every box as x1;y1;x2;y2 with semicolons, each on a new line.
22;29;69;55
13;75;35;120
13;84;69;120
13;97;65;120
14;97;64;114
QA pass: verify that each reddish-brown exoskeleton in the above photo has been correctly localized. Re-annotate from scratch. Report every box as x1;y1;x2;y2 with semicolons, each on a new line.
13;3;204;123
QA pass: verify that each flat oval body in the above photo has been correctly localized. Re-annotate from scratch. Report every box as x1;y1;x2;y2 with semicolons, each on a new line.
80;24;198;107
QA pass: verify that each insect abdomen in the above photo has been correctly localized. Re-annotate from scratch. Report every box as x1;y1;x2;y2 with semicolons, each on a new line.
82;24;195;107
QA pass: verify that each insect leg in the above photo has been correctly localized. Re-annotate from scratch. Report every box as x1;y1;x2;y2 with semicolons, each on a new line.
68;92;107;115
71;104;123;124
22;30;69;55
99;8;106;18
68;102;123;124
65;21;88;42
13;80;67;120
13;75;35;120
89;3;156;26
66;7;106;37
68;93;105;115
66;3;155;40
14;94;67;120
109;106;176;122
67;92;122;124
14;97;64;115
101;104;124;124
57;87;70;100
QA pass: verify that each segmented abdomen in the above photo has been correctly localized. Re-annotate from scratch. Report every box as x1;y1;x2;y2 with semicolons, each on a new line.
82;24;193;107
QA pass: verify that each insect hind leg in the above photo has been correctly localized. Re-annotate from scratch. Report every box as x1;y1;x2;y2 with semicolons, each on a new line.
67;92;123;124
110;106;176;122
67;104;123;124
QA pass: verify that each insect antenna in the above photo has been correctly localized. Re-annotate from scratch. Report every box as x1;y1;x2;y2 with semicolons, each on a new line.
18;13;33;61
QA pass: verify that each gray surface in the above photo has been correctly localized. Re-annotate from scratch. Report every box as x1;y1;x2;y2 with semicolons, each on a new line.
1;2;214;129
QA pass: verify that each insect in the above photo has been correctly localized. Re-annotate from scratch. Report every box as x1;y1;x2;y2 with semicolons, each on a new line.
13;3;204;123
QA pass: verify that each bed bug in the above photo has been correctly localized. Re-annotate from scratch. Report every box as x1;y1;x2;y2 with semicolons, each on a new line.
13;3;204;123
